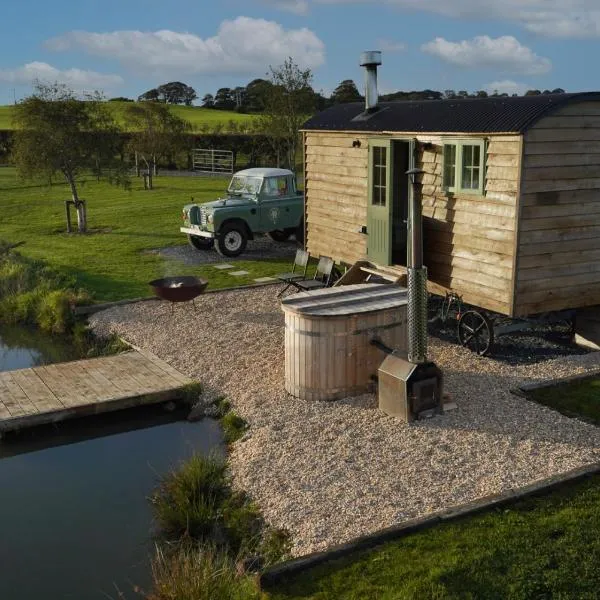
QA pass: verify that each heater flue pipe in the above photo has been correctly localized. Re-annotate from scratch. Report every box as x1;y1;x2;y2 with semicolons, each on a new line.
406;168;428;364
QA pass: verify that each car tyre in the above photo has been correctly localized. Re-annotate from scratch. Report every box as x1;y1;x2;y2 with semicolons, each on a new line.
188;235;214;251
216;223;248;257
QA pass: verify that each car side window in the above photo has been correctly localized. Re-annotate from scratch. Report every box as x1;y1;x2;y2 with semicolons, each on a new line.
264;177;288;197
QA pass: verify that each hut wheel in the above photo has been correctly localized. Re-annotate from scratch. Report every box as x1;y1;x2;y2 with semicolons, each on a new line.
457;310;494;356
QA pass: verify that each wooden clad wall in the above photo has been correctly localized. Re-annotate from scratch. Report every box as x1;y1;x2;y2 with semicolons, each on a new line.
515;101;600;316
305;132;369;264
304;131;520;316
419;135;520;316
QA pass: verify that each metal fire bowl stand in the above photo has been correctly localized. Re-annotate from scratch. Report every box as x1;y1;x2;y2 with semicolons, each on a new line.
148;276;208;313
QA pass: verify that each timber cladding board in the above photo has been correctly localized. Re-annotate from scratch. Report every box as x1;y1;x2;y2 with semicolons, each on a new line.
304;131;519;315
515;99;600;313
0;350;192;433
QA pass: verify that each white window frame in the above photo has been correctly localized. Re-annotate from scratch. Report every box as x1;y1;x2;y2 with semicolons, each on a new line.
443;139;486;196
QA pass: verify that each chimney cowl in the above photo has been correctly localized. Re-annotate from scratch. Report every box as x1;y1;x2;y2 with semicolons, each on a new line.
359;51;382;67
360;51;382;112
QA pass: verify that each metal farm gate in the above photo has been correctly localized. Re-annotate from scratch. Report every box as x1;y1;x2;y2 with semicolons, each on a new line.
192;149;234;175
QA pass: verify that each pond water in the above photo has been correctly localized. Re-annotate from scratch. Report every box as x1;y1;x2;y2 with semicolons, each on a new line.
0;324;84;371
0;327;223;599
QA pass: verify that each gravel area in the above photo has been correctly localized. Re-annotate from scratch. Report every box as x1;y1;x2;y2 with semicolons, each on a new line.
147;236;298;266
90;286;600;556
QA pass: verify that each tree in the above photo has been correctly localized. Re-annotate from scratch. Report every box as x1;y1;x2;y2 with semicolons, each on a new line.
258;57;316;170
125;102;191;190
156;81;197;105
244;78;273;112
109;96;134;102
201;94;215;108
331;79;362;104
12;82;126;233
138;88;160;102
214;88;235;110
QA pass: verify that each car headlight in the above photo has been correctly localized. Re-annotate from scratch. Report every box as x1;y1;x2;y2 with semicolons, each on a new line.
207;214;214;224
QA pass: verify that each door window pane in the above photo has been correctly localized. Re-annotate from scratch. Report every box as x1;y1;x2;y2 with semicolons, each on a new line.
443;145;457;189
461;144;481;191
372;146;387;206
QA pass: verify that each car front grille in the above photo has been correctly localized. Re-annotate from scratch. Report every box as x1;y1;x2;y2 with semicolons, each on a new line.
200;208;207;227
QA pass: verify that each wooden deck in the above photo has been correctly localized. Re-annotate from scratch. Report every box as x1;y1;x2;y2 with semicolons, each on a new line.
0;349;193;433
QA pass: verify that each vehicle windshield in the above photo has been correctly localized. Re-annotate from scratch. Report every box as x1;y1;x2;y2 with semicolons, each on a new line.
228;175;262;196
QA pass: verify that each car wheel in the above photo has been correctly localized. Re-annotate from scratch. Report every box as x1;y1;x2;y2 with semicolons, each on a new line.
216;223;248;257
187;235;214;251
267;229;292;242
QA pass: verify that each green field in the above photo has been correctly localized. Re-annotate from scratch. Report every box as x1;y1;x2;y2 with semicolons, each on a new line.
267;475;600;599
0;167;291;302
0;102;256;132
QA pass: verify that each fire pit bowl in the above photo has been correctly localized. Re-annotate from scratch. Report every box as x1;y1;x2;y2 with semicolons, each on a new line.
149;276;208;303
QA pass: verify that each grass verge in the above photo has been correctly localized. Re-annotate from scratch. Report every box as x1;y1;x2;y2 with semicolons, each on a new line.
0;168;292;302
266;475;600;600
528;378;600;425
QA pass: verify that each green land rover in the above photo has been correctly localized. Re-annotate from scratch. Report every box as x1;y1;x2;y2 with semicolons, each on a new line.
180;168;305;257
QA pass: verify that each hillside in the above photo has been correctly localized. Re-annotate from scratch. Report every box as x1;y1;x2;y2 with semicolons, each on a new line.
0;101;256;131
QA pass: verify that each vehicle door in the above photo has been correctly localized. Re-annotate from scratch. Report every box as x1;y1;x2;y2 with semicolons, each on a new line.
259;175;297;231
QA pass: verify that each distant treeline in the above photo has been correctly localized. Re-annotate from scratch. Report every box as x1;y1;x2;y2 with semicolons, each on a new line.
118;79;567;113
0;129;284;170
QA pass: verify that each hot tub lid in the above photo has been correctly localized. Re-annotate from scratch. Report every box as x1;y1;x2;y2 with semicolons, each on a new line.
281;283;407;316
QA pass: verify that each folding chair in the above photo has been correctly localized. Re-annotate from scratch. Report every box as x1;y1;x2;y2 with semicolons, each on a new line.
276;249;310;297
290;255;335;292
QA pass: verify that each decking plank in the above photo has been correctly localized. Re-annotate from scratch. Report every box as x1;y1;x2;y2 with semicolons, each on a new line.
0;372;38;416
33;366;81;408
0;350;192;433
9;369;62;413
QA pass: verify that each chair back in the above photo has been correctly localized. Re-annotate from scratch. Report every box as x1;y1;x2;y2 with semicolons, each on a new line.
315;255;335;285
292;249;310;275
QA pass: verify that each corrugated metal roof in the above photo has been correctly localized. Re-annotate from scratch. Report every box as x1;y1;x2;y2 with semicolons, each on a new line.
302;93;600;134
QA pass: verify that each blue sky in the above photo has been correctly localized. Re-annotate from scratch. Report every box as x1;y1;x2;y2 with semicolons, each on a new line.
1;0;598;104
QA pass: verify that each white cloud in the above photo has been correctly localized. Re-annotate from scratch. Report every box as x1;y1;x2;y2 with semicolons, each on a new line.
0;61;123;90
301;0;600;39
260;0;310;15
484;80;532;96
46;17;325;76
421;35;552;75
376;39;406;53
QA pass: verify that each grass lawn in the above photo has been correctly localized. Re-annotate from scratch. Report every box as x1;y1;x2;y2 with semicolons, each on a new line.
0;167;291;302
0;102;256;132
267;475;600;600
528;378;600;426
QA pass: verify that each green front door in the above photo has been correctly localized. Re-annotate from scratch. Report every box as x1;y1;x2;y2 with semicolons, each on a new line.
367;139;393;265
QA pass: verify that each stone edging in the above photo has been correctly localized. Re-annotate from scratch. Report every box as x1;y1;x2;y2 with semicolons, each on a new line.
259;462;600;588
74;280;282;316
511;369;600;398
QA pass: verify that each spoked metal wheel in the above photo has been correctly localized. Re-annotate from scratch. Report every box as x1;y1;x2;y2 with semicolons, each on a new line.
457;310;494;356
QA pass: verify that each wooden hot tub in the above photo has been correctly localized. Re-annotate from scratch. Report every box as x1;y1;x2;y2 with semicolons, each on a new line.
281;283;408;401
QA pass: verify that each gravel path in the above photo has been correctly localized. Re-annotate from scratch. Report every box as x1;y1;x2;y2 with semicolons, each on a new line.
90;287;600;556
147;236;298;266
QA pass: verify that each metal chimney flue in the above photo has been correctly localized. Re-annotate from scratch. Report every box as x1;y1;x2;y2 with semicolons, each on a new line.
359;51;382;112
406;167;428;364
373;166;444;422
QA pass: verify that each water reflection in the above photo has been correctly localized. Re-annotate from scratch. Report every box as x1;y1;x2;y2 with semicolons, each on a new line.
0;325;82;371
0;405;223;599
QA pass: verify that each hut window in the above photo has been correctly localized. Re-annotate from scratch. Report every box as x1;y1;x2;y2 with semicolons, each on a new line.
443;144;457;190
372;146;387;206
443;140;485;195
